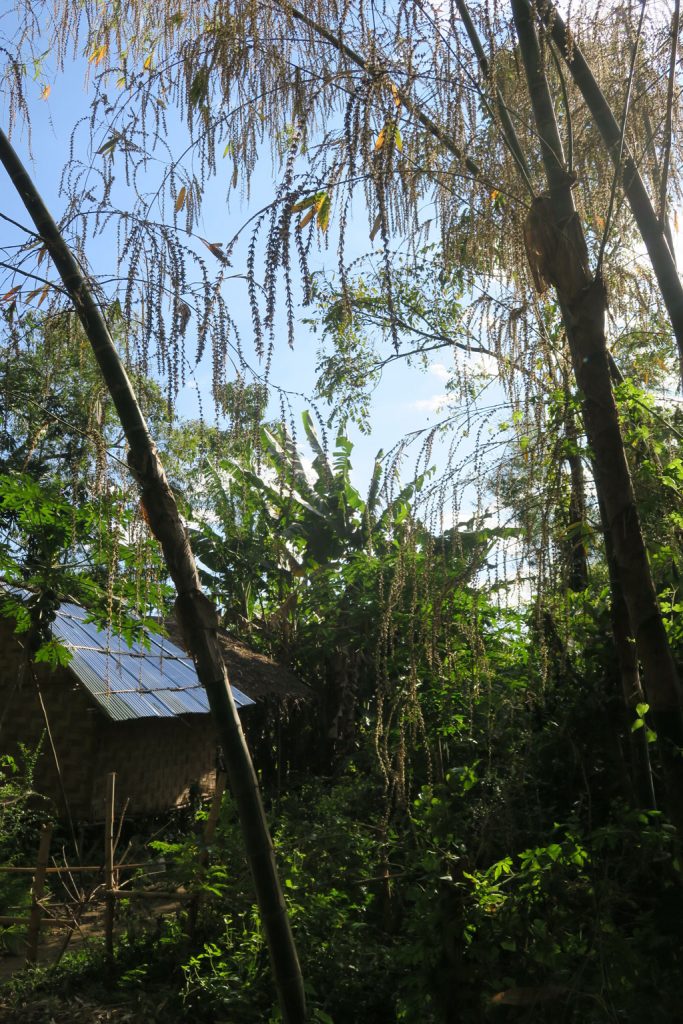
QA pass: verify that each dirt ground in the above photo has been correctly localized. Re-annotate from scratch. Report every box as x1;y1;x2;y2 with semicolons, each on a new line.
0;897;185;1023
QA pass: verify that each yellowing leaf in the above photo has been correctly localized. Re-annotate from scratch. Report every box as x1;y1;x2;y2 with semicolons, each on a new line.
1;286;21;303
36;284;50;308
89;44;108;66
316;193;331;232
370;212;382;241
143;53;154;71
375;123;402;152
96;135;118;157
674;209;680;233
298;206;316;230
595;214;606;231
175;186;187;213
199;238;230;264
390;82;401;108
291;194;317;213
491;987;567;1007
40;84;51;100
295;192;330;231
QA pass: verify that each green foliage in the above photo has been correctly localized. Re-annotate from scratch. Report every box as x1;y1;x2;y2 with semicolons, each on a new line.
307;250;470;433
0;744;52;953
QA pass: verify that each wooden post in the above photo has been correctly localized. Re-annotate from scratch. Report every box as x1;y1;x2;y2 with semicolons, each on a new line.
104;772;116;959
25;822;53;965
188;772;228;938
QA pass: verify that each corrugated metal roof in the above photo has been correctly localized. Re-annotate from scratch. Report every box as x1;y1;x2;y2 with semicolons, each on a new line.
51;600;254;721
2;588;254;721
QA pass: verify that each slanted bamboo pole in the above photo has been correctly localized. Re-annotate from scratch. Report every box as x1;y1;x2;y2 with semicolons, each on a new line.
0;127;305;1024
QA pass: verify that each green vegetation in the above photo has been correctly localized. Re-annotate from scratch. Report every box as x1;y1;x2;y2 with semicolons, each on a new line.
1;1;683;1019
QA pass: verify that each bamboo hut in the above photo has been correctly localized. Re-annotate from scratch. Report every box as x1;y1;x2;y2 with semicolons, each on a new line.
0;595;309;820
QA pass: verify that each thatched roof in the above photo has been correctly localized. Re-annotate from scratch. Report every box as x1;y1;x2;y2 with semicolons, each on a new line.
165;618;312;704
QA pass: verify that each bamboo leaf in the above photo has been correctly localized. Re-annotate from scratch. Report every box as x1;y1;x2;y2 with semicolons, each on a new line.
370;212;382;241
89;44;108;66
316;192;331;231
175;186;187;213
189;68;210;107
96;135;119;157
40;84;51;100
298;206;316;229
291;194;317;213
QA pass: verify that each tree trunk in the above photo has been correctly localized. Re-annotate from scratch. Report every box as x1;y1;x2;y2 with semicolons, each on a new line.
527;0;683;382
562;391;589;592
510;0;682;752
0;127;306;1024
597;496;656;808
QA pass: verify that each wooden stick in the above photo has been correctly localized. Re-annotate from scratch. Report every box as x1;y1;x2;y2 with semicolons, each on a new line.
25;823;53;965
104;772;116;959
1;915;76;928
0;861;155;874
110;889;192;901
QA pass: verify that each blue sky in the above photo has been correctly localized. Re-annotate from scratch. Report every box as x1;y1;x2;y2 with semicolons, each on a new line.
0;20;506;519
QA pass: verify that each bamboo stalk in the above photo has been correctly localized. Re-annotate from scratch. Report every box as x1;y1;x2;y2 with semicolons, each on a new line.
0;128;305;1024
510;0;683;809
0;861;156;874
527;0;683;383
25;823;53;965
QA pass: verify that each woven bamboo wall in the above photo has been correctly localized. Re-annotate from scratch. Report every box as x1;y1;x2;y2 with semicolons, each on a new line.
0;620;97;817
90;715;218;818
0;621;218;819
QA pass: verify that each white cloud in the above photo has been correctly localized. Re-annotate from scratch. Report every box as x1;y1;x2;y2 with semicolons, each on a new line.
467;352;499;378
410;393;451;413
428;361;450;381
